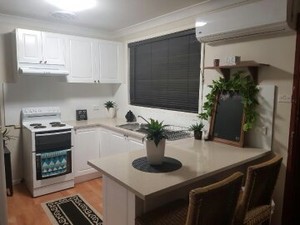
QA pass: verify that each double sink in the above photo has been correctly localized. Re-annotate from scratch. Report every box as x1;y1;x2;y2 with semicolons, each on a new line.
117;123;192;141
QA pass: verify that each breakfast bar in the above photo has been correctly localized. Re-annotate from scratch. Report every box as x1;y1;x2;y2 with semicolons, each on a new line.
88;140;271;225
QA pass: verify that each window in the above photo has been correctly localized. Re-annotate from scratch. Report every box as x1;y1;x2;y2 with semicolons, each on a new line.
129;29;200;113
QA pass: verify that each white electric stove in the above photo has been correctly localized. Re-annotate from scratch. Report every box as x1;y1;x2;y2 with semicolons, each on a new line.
22;107;74;197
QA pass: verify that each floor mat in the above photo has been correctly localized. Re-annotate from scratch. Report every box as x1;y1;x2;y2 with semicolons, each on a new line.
42;194;103;225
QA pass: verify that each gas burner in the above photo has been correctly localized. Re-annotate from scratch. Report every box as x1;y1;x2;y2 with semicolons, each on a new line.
52;123;66;127
34;125;46;129
30;123;42;127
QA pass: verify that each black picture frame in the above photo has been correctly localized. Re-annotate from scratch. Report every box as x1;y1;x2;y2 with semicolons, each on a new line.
209;91;245;147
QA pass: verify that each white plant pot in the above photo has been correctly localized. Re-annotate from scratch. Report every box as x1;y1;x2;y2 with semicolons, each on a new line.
107;108;116;118
145;139;166;165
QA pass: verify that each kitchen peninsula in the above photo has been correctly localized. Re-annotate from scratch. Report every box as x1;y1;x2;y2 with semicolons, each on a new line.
88;139;271;225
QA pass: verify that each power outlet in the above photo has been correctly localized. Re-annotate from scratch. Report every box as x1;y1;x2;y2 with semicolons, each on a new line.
93;105;100;111
278;94;291;103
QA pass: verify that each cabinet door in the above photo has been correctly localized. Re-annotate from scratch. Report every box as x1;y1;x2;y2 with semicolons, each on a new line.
74;128;100;177
98;41;122;83
108;132;129;155
67;37;98;83
42;32;65;65
128;137;144;152
16;29;42;64
99;128;112;157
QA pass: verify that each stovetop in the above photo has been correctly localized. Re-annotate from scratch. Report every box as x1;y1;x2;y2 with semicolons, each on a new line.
23;120;73;132
22;107;73;132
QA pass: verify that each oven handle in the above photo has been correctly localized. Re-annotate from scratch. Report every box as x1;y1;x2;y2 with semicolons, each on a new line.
36;149;71;156
35;131;71;137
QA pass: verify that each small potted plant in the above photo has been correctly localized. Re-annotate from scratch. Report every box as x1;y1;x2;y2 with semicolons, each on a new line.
189;122;204;140
104;100;116;118
140;117;168;165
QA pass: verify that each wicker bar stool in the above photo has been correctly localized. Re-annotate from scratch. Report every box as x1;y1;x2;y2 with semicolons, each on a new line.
136;172;244;225
233;154;283;225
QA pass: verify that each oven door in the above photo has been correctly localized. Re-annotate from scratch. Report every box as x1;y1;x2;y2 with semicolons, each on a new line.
36;149;72;180
35;129;72;180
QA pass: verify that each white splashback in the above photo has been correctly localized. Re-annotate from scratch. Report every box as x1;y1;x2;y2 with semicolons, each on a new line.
3;76;115;125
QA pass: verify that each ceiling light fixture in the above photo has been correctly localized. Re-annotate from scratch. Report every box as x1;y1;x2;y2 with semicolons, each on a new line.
45;0;97;12
51;11;76;20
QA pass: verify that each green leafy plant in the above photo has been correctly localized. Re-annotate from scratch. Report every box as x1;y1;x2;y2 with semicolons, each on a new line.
189;122;204;132
140;117;168;146
199;72;259;131
104;101;115;109
1;127;16;146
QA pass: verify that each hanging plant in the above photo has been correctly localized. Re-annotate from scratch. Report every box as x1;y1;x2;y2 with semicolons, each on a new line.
199;71;259;131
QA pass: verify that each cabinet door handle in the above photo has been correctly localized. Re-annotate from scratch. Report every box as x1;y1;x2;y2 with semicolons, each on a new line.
98;80;100;83
39;60;43;64
94;80;96;83
44;61;47;64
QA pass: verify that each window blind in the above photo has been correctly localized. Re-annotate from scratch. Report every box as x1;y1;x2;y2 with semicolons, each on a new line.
129;29;200;113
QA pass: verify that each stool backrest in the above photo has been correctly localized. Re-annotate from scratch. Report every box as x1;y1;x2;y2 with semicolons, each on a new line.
185;172;244;225
234;154;283;224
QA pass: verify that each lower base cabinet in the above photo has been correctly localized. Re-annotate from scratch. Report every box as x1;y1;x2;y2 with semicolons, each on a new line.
74;128;101;182
74;127;144;182
99;128;144;157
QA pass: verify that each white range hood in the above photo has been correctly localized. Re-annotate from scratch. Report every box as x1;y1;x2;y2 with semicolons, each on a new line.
18;65;69;76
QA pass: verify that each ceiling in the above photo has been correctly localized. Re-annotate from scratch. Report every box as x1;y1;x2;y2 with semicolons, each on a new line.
0;0;207;32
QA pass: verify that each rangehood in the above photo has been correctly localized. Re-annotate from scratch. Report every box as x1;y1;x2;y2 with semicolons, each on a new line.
18;65;69;76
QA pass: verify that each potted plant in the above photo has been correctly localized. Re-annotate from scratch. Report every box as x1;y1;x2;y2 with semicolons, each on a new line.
104;100;116;118
189;122;204;140
199;72;259;131
141;118;168;165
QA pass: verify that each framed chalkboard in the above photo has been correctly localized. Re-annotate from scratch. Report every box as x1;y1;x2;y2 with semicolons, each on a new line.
209;91;245;147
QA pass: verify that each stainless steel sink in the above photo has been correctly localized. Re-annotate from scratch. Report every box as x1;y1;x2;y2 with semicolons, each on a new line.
117;123;148;134
117;123;192;140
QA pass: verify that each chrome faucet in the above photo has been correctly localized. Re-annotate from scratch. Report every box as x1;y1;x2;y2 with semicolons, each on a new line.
137;115;148;124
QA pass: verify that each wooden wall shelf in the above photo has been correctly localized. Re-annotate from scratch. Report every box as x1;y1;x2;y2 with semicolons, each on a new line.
204;62;269;84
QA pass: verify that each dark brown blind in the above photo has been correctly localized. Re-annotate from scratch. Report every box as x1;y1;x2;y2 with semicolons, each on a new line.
128;29;200;113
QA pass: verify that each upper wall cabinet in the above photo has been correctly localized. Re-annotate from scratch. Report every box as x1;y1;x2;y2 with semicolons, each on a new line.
14;28;123;82
98;41;123;83
16;29;65;65
65;36;99;83
66;38;123;84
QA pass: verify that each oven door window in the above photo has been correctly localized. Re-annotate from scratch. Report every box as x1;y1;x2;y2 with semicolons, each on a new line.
36;149;72;180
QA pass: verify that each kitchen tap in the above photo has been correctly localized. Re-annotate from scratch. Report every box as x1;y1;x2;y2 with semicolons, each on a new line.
137;115;148;124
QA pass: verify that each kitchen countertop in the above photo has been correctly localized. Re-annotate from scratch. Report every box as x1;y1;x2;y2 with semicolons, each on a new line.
65;118;145;139
88;139;270;200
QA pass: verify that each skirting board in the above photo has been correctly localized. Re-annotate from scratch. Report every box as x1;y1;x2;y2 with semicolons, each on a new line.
75;172;102;184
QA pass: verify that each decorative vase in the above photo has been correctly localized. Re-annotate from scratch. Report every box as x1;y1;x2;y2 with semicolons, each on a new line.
107;108;116;118
145;139;166;165
194;131;202;140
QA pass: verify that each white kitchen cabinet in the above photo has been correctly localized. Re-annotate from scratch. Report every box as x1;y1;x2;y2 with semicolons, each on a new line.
99;128;143;158
74;127;101;180
128;136;144;152
98;41;123;83
16;29;65;65
66;36;99;83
